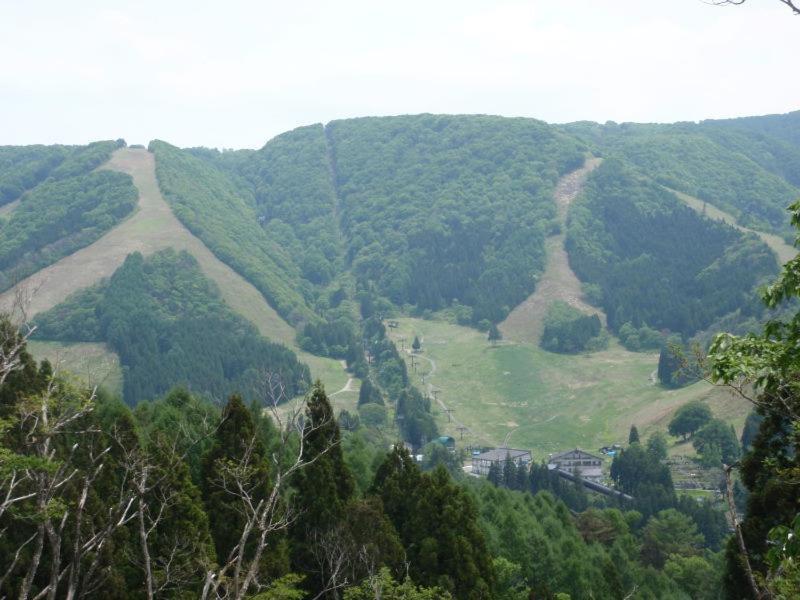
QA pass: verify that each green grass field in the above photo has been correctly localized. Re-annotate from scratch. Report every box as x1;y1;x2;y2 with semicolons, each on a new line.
388;318;748;459
27;340;124;398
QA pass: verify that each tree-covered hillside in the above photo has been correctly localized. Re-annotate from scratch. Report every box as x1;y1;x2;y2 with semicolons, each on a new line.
704;109;800;150
0;140;136;291
34;249;310;404
149;140;315;325
241;124;342;287
0;170;137;291
567;159;778;337
0;139;123;205
327;115;586;323
563;121;800;235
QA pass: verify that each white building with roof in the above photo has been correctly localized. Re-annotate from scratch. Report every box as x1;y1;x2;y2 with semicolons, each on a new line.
548;448;604;483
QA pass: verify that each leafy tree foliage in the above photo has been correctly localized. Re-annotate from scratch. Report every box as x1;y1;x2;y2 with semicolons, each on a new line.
0;145;68;204
692;418;741;466
202;395;284;574
540;301;604;353
646;432;668;462
668;401;713;440
35;249;310;404
371;448;495;599
149;140;314;325
357;378;383;406
343;567;452;600
657;339;701;389
640;509;704;568
239;124;341;287
617;321;663;352
565;120;799;235
0;170;137;292
0;327;735;599
610;444;676;518
327;114;585;323
567;159;778;337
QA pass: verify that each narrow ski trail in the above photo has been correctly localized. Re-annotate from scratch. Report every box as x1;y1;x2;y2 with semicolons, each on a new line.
499;158;604;344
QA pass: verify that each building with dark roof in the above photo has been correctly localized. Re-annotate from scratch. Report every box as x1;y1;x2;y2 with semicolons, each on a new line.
471;447;531;476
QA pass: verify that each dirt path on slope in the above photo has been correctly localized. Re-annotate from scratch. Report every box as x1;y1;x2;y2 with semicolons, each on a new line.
499;158;604;344
670;189;797;266
0;148;296;345
0;199;20;218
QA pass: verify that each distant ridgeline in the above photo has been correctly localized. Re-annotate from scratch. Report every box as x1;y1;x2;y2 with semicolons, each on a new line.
0;140;134;291
34;249;310;405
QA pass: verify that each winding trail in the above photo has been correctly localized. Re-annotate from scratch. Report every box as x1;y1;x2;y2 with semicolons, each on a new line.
499;158;605;344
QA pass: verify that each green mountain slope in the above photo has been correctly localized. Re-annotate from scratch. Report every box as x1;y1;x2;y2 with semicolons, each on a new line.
35;249;310;404
327;114;586;323
564;121;800;236
149;140;315;325
566;159;778;336
703;109;800;150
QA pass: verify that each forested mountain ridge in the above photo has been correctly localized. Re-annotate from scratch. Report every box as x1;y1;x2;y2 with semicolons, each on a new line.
562;115;800;237
0;111;793;412
2;110;800;599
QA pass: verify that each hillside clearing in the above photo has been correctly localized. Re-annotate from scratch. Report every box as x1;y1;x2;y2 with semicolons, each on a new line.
27;340;123;398
389;317;748;458
500;158;604;344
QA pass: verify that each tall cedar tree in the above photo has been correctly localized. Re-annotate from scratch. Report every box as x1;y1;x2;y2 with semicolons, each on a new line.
202;395;288;577
290;382;355;588
371;448;495;599
628;425;640;444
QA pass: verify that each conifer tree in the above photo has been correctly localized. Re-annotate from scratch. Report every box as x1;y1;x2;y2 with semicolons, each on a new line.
487;461;502;487
412;336;421;352
201;395;285;574
291;382;355;590
628;425;640;444
502;453;516;488
488;323;502;346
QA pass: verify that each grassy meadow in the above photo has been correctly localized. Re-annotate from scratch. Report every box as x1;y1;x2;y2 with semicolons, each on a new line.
28;340;124;398
388;318;748;460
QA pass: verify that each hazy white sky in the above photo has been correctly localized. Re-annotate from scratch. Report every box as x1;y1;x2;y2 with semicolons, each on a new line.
1;0;797;149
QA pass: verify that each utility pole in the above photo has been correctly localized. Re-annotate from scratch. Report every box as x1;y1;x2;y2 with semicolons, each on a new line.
457;425;468;440
444;407;454;422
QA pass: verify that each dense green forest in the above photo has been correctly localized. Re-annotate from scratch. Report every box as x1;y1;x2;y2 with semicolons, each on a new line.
566;159;778;337
149;140;315;325
540;301;605;353
326;115;585;324
0;328;749;599
563;120;800;235
0;170;137;290
3;111;800;597
0;140;123;205
34;249;310;404
0;140;133;291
